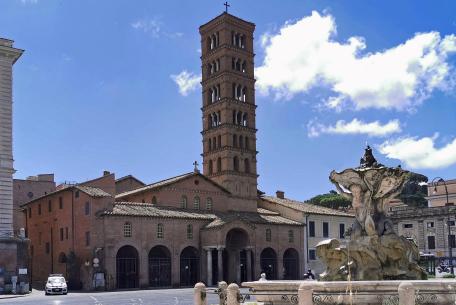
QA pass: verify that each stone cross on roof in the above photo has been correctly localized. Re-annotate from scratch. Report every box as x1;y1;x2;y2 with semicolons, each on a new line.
224;1;230;13
193;161;199;173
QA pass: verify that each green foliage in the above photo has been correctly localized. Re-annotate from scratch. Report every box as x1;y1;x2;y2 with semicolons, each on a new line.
400;172;428;208
307;191;351;210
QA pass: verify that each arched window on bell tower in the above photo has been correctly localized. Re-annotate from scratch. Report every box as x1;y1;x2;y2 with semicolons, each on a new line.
244;158;250;174
245;137;249;150
208;138;212;151
217;135;221;148
209;160;213;174
233;134;238;148
239;136;244;149
233;156;239;172
217;157;222;172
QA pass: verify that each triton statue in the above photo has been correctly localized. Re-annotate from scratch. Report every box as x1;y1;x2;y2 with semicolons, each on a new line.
316;146;427;281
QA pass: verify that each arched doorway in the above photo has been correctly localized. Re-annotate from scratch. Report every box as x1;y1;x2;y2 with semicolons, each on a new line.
149;246;171;287
225;228;251;283
283;248;299;280
116;245;139;289
180;246;199;287
260;248;277;280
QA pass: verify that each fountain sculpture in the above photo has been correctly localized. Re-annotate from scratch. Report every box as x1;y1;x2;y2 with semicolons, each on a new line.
317;146;427;281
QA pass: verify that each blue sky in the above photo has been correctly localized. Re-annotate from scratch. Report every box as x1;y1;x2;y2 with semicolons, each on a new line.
1;0;455;200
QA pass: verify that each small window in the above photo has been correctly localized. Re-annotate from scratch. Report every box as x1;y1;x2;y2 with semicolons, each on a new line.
194;196;200;209
266;228;271;242
60;228;64;241
206;197;213;210
48;200;52;212
323;222;329;238
309;249;316;260
181;196;188;209
428;235;436;249
157;223;164;238
45;242;50;254
309;221;315;237
75;190;79;198
85;202;90;215
59;197;63;209
427;222;434;228
187;224;193;239
38;204;42;215
28;207;31;218
288;230;294;243
339;223;345;239
152;196;157;205
403;223;413;229
85;231;90;246
123;222;132;237
65;227;69;240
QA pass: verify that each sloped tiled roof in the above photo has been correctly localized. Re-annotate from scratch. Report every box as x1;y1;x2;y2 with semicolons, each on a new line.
115;172;230;199
20;185;111;207
261;196;354;217
115;175;145;185
101;202;302;228
256;208;279;216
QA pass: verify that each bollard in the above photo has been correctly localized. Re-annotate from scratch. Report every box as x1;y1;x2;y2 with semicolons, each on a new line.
227;283;240;305
298;282;313;305
218;281;228;305
194;282;207;305
398;282;415;305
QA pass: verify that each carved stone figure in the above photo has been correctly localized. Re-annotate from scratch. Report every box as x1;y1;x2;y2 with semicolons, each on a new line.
317;146;427;281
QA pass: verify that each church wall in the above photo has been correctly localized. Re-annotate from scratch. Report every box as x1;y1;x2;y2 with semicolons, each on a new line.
115;177;144;195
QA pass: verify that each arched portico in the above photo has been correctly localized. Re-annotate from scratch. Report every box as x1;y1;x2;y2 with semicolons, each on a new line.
283;248;299;280
149;245;171;287
223;228;253;283
180;246;199;287
260;247;277;280
116;245;139;289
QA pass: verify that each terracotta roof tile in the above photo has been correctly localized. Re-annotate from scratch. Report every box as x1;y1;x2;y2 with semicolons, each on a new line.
261;196;354;217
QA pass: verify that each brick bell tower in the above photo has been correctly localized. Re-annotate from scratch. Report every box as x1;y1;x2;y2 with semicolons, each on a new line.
199;12;258;205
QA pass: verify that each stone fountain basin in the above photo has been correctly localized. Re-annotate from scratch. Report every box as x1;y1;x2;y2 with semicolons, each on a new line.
242;280;456;304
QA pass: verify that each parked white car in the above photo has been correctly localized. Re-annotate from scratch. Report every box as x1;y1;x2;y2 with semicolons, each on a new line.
45;274;68;295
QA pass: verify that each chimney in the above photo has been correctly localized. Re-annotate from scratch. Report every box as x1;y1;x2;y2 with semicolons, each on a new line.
103;170;111;176
276;190;285;199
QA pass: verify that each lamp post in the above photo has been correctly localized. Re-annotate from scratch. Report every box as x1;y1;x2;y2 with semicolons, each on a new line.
432;177;453;274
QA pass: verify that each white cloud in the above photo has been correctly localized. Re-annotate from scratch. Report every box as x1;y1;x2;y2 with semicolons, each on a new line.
131;19;162;38
308;118;401;138
379;134;456;169
20;0;38;4
171;71;201;96
256;11;456;111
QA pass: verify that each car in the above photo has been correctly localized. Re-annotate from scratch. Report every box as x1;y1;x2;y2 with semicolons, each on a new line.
45;274;68;295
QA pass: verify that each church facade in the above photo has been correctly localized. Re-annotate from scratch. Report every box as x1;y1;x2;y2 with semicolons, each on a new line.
22;12;310;290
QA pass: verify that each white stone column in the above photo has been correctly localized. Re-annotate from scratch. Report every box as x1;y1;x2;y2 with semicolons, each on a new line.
194;282;207;305
217;247;224;282
206;248;213;286
0;39;22;237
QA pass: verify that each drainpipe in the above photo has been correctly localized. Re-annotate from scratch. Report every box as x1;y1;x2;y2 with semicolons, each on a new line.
304;213;309;273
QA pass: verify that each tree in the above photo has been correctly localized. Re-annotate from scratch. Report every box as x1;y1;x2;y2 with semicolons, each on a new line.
306;191;351;210
400;172;428;208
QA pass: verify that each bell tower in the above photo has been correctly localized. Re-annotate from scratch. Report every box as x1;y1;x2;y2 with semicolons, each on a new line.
199;12;258;204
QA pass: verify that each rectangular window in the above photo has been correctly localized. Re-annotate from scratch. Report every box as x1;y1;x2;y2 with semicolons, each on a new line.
65;227;69;240
339;223;345;239
59;197;63;209
427;236;436;249
45;242;50;254
309;221;315;237
309;249;316;260
85;202;90;215
38;204;41;215
60;228;64;241
28;207;31;218
288;230;294;243
85;231;90;246
266;229;271;242
323;222;329;238
450;235;456;248
157;224;164;239
427;222;434;228
403;223;413;229
187;224;193;239
48;200;52;212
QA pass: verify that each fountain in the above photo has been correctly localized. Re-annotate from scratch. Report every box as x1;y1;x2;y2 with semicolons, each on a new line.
242;147;456;305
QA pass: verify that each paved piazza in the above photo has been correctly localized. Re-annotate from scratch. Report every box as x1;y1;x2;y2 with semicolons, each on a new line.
0;288;247;305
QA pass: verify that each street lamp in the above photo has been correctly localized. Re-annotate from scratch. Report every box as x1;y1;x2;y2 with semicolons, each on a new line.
432;177;453;274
